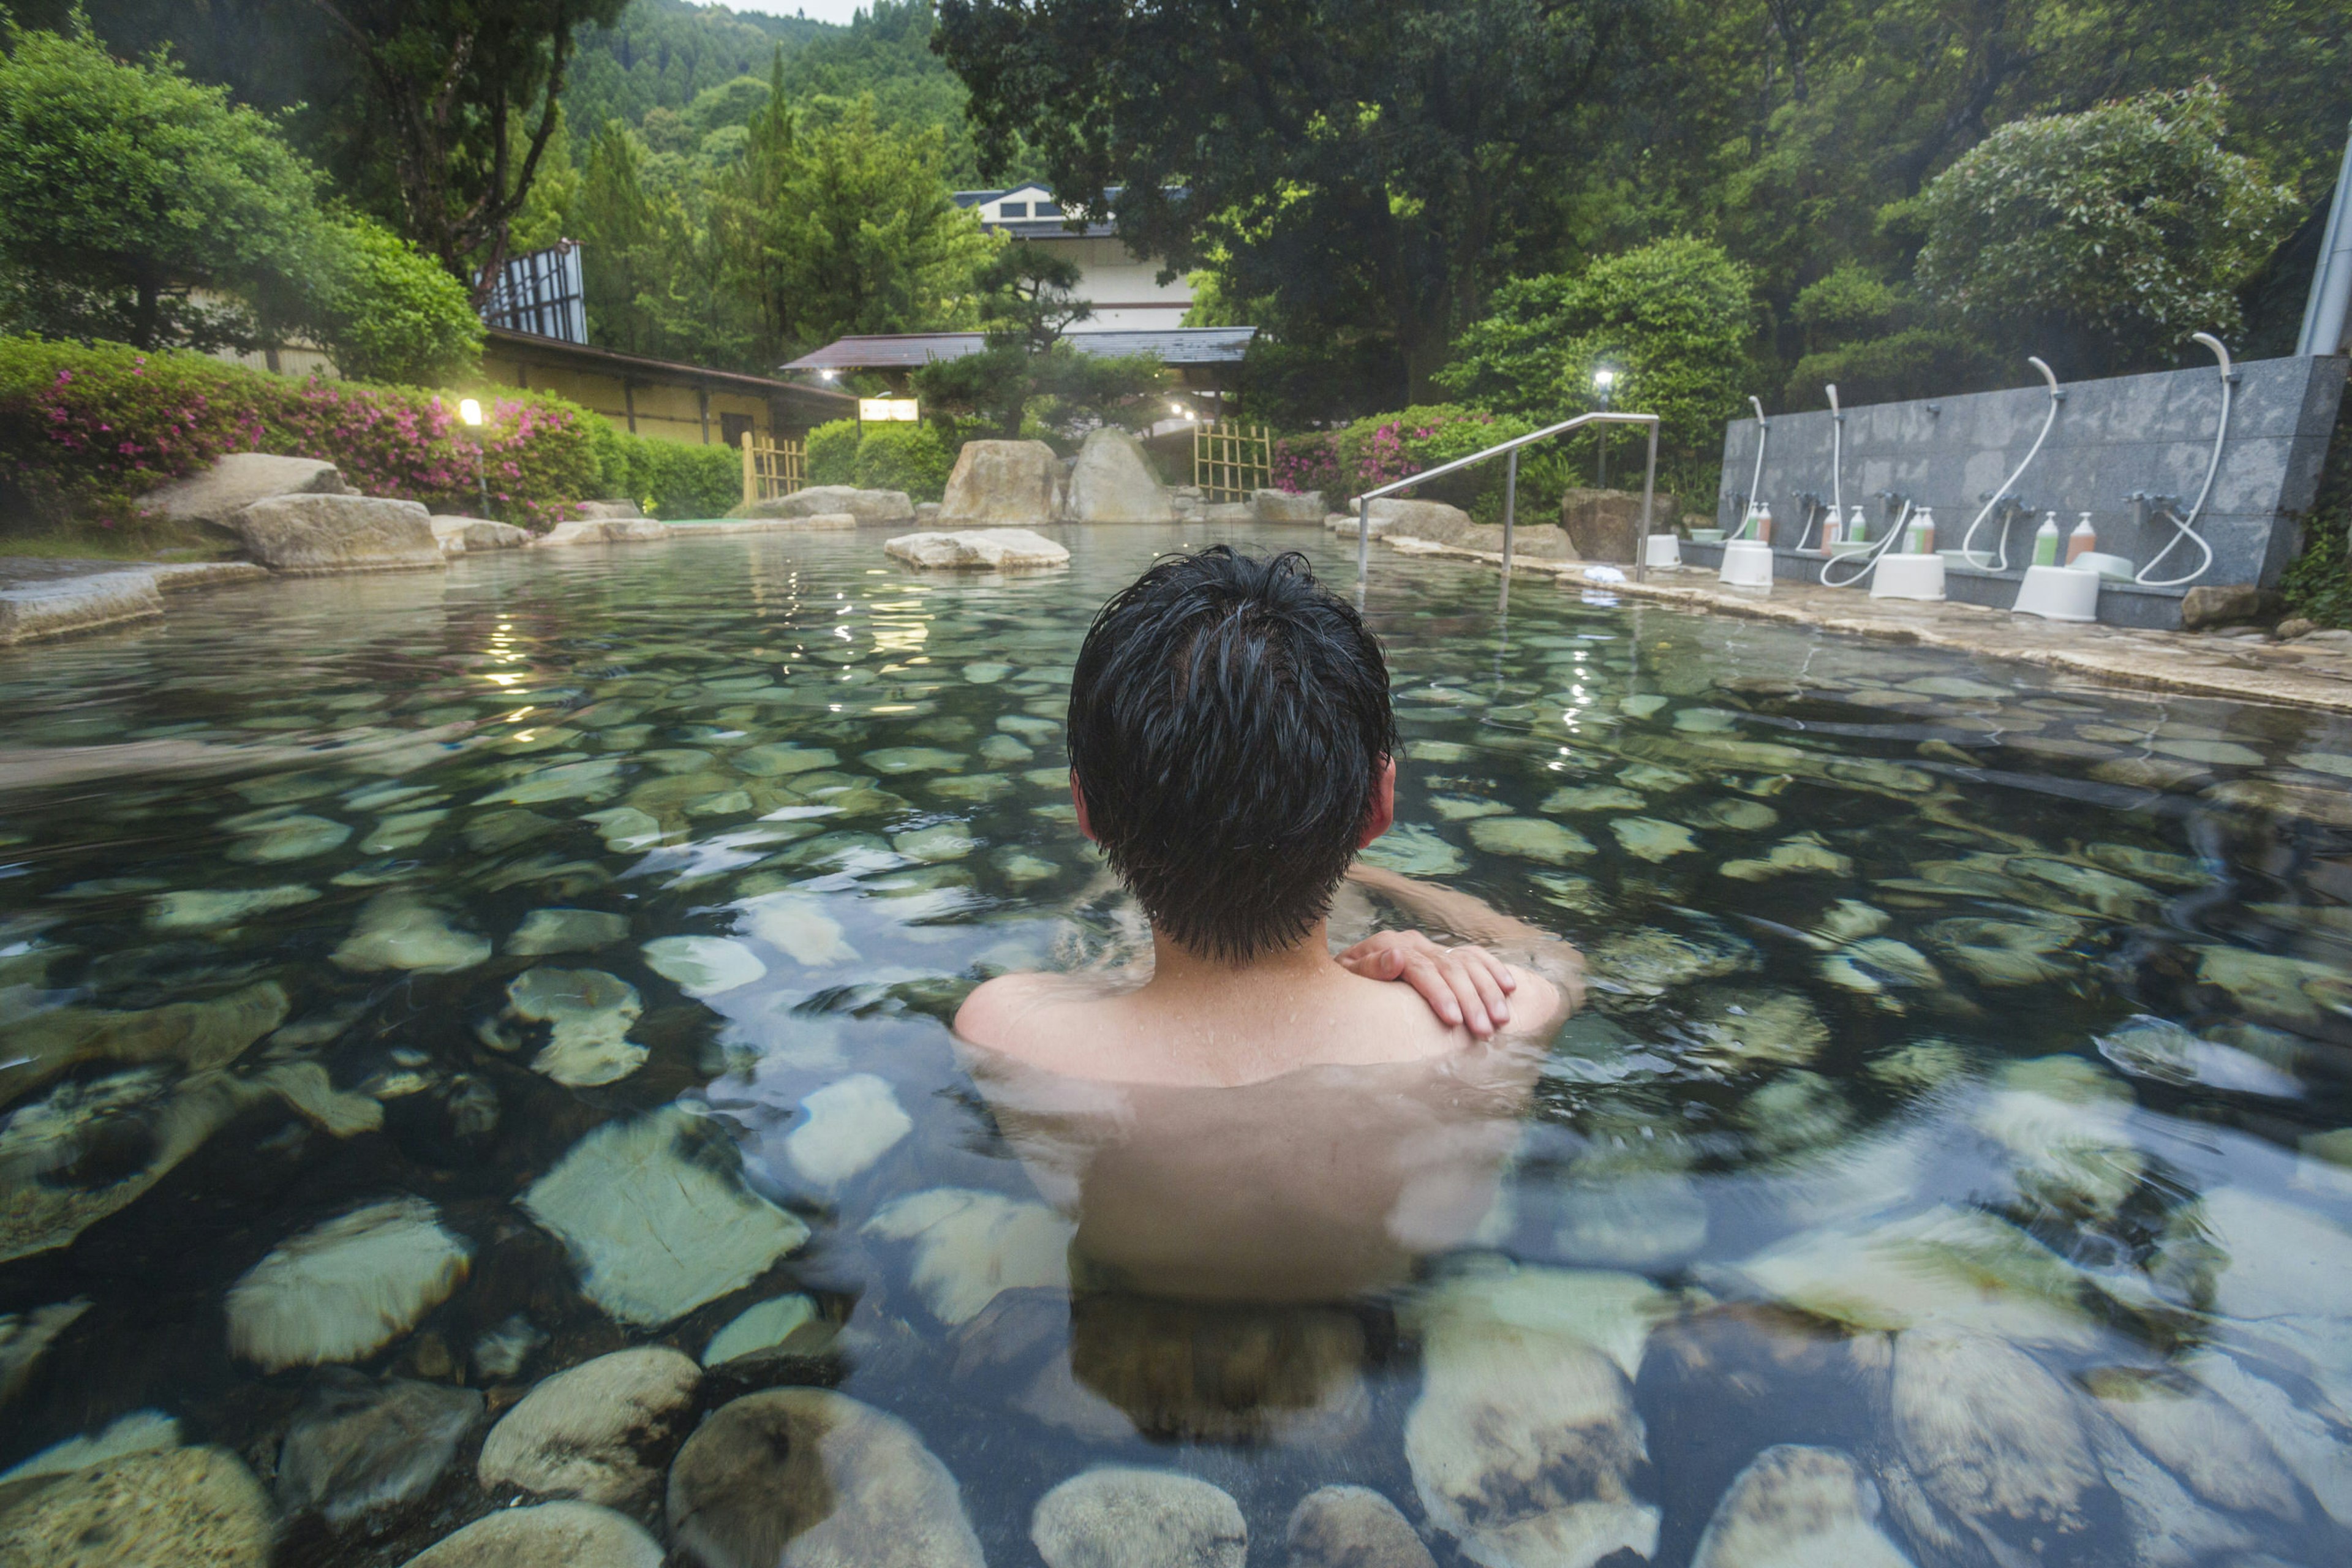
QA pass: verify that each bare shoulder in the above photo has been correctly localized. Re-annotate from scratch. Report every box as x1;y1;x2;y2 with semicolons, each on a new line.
953;971;1058;1048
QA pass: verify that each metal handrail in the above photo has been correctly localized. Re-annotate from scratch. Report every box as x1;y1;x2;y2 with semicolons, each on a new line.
1352;411;1662;586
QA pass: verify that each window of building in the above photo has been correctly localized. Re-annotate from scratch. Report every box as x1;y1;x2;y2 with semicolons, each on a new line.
720;412;755;448
999;202;1028;218
1033;202;1061;217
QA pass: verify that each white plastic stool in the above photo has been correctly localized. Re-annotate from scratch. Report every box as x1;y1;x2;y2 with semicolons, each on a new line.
1645;533;1682;568
2012;564;2100;622
1717;539;1774;588
1869;552;1947;601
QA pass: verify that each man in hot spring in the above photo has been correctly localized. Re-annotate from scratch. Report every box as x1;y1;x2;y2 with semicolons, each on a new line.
957;545;1585;1308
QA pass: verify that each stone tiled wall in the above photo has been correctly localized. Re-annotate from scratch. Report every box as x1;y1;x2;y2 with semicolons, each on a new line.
1705;355;2347;624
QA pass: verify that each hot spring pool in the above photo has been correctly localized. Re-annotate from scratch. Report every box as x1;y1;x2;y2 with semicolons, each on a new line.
2;524;2350;1567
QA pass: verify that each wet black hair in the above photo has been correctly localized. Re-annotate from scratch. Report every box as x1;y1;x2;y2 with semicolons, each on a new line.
1066;546;1398;963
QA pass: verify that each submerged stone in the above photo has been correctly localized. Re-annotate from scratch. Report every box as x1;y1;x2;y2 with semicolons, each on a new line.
2094;1015;2299;1097
1586;927;1755;1000
1722;1204;2098;1347
1359;823;1464;877
1687;798;1779;832
1719;834;1851;882
1554;1173;1708;1267
0;1409;179;1485
734;744;839;778
2081;1365;2301;1520
739;894;858;967
146;884;319;932
703;1294;823;1367
641;935;767;998
0;1297;88;1404
225;1196;470;1371
861;747;968;775
1891;1328;2099;1544
399;1502;665;1568
332;894;491;974
472;1313;545;1379
225;812;352;864
666;1389;985;1568
864;1187;1076;1325
277;1370;483;1523
1612;816;1698;861
1923;914;2082;987
0;1447;271;1568
1031;1468;1248;1568
894;823;982;862
1690;1445;1915;1568
1401;1258;1664;1568
478;1347;699;1508
1468;816;1596;864
1284;1485;1435;1568
1542;786;1648;815
785;1074;912;1188
499;968;646;1087
2195;947;2348;1032
1684;987;1829;1068
508;908;630;956
521;1106;808;1326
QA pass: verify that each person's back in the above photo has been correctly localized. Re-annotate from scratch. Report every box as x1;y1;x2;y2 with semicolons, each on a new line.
955;545;1582;1088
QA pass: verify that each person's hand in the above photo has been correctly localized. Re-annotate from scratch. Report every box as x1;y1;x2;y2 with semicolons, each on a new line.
1338;929;1518;1038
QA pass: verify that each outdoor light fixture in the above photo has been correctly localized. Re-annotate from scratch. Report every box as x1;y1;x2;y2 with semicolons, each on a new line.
457;398;489;516
818;369;837;381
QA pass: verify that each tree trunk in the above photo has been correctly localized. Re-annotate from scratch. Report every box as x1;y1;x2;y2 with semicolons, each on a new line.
131;279;162;351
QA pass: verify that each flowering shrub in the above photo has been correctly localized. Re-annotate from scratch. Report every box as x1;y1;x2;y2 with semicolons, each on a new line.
0;336;603;533
1268;405;1539;521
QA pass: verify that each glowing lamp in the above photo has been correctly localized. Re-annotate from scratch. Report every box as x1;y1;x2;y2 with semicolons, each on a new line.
458;398;483;426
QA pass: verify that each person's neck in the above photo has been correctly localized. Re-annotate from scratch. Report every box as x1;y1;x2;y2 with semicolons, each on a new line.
1142;921;1343;1005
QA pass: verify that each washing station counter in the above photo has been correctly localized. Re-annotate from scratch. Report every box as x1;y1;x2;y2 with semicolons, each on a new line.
1694;353;2346;631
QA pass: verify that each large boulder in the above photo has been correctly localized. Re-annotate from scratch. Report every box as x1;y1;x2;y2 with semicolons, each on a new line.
938;440;1061;525
1254;489;1325;524
1560;488;1678;565
665;1389;986;1568
1063;428;1173;523
1368;499;1474;541
137;453;350;529
738;486;916;525
534;519;673;547
431;516;532;555
884;529;1070;571
228;494;442;574
0;565;164;645
571;500;645;521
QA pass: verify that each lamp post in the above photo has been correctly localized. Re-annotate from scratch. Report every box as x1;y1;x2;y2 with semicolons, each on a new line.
1592;368;1616;489
458;398;490;518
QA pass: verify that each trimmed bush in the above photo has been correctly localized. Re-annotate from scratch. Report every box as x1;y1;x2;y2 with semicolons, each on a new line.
585;420;740;518
807;418;861;485
851;421;952;500
0;336;598;535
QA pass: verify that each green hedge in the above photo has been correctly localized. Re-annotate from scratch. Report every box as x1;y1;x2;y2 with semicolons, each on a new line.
585;421;741;519
805;417;956;502
0;336;603;535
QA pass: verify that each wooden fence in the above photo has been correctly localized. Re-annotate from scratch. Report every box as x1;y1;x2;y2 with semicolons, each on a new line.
740;431;806;508
1193;421;1272;503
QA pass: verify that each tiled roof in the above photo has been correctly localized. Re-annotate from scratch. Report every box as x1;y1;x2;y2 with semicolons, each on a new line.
778;326;1256;372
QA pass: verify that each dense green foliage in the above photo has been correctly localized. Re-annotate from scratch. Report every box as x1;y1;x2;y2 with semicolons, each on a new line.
306;218;488;385
1438;237;1755;486
0;24;321;350
0;25;483;383
944;0;2350;417
584;418;740;516
0;337;600;533
1910;84;2297;372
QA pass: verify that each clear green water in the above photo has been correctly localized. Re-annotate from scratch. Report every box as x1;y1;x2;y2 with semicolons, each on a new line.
2;526;2350;1565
